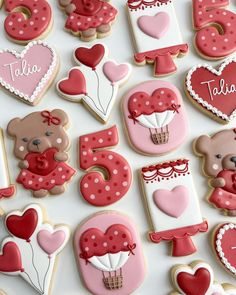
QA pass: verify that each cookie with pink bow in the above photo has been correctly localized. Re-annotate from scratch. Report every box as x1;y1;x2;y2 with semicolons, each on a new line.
0;204;70;295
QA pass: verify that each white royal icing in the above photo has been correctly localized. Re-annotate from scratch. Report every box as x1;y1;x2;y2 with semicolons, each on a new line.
0;129;11;189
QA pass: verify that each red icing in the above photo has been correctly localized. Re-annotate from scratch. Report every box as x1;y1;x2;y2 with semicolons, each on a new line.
79;224;135;260
58;68;86;95
127;0;170;10
74;44;105;70
188;59;236;120
17;148;75;191
6;208;38;241
149;221;208;256
0;186;15;199
134;45;188;76
65;1;117;33
0;242;23;272
41;111;61;126
193;0;236;59
176;268;211;295
128;88;180;118
4;0;52;41
79;126;132;206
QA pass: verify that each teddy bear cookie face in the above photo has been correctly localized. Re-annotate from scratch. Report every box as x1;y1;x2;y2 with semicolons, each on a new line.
7;110;69;160
195;129;236;177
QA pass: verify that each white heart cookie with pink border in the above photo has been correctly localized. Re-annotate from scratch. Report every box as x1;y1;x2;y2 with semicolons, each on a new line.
0;40;58;106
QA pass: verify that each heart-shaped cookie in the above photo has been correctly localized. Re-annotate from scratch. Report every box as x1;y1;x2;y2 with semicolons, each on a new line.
185;56;236;123
37;228;66;255
0;242;22;272
0;40;58;106
213;223;236;276
74;44;105;69
58;68;86;96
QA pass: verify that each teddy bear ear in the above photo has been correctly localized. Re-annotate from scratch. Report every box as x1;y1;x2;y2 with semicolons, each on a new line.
194;135;211;155
51;109;68;126
7;118;20;136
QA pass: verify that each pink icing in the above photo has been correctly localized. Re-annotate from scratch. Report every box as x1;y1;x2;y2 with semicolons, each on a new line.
138;12;170;39
103;61;130;84
37;229;66;256
153;186;189;218
74;212;145;295
123;80;189;155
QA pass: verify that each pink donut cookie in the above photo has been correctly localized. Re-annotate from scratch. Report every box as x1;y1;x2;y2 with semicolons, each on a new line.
78;126;132;206
74;211;146;295
4;0;53;43
193;0;236;60
59;0;118;41
122;80;189;155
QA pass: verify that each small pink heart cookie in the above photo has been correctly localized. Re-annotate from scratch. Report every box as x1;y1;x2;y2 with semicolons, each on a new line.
0;40;59;106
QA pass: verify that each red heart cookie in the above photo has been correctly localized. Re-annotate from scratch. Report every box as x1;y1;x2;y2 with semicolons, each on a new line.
186;57;236;123
0;242;22;272
58;68;86;96
213;223;236;275
74;44;105;70
6;208;38;241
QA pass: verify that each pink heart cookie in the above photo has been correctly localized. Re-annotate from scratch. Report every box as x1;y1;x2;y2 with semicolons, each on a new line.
153;185;189;218
103;61;130;84
0;40;58;106
138;12;170;39
37;229;66;256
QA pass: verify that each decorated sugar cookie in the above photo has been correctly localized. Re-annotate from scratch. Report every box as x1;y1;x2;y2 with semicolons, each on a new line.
0;204;70;295
122;80;188;155
58;0;118;41
0;41;59;106
127;0;188;76
140;159;208;256
4;0;53;44
7;109;76;198
186;56;236;124
194;128;236;216
193;0;236;60
57;43;131;123
74;211;146;294
78;126;132;206
170;260;236;295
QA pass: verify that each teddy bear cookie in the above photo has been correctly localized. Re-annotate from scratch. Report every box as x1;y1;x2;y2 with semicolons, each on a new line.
0;204;70;295
0;291;6;295
0;41;59;106
192;0;236;60
194;128;236;216
58;0;118;41
7;109;76;198
170;260;236;295
140;159;208;256
57;43;131;123
185;56;236;124
4;0;53;43
74;211;146;294
122;80;189;155
126;0;188;76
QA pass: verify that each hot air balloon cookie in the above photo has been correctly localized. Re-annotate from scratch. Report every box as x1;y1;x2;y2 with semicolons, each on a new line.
122;80;189;155
74;211;146;294
0;204;70;295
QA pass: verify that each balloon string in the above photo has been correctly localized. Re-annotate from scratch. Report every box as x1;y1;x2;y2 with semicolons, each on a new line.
24;271;43;294
84;94;104;114
42;257;51;293
94;70;106;114
28;242;43;293
105;84;115;115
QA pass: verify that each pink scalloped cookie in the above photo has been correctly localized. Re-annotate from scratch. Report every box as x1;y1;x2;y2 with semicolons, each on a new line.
186;56;236;124
170;260;236;295
4;0;53;44
127;0;188;76
122;80;188;155
0;204;70;295
58;0;118;41
74;211;145;295
140;159;208;256
0;41;59;106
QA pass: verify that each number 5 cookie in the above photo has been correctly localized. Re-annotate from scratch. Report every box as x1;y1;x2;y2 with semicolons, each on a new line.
127;0;188;76
140;159;208;256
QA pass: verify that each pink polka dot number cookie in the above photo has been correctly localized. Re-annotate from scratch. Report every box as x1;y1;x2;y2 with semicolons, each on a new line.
58;0;118;41
78;126;132;206
4;0;53;44
193;0;236;60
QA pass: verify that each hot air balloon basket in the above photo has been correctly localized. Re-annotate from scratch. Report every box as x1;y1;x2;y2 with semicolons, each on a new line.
151;131;169;145
103;274;123;289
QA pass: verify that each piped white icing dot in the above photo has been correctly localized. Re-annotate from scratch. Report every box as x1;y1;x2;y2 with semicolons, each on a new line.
108;155;113;160
113;169;118;175
122;181;128;187
56;138;62;144
94;178;99;183
114;231;118;235
98;138;103;143
19;146;24;151
84;183;89;188
105;185;110;191
212;164;219;170
90;194;95;199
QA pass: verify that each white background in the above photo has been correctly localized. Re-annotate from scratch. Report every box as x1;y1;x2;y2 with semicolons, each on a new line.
0;0;236;294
